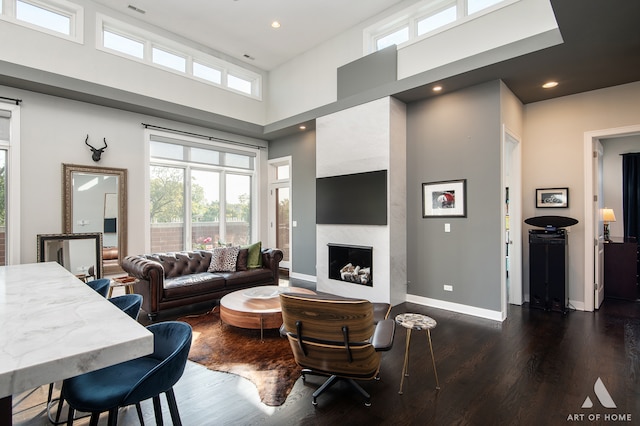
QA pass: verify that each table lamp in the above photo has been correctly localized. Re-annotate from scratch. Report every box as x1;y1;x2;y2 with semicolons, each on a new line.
602;208;616;241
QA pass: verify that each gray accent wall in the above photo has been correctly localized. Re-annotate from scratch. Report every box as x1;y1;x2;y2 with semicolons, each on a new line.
268;131;317;277
337;46;397;100
406;81;503;311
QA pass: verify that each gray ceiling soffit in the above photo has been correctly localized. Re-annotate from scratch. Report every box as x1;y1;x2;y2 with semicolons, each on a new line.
0;60;265;140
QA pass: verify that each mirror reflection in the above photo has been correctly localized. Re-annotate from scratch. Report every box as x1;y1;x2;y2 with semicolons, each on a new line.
37;233;103;280
63;164;127;275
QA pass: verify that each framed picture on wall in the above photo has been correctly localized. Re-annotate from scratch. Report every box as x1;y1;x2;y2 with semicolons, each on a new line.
536;187;569;208
422;179;467;218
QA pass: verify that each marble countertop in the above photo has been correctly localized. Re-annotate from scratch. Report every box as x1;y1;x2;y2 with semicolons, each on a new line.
0;262;153;398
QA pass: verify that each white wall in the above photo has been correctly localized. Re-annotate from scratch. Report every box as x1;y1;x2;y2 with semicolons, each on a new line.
0;0;267;125
4;84;268;265
268;0;559;123
522;81;640;309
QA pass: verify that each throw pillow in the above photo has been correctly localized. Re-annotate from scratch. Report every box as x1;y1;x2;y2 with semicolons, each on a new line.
207;247;240;272
236;248;249;271
242;241;262;269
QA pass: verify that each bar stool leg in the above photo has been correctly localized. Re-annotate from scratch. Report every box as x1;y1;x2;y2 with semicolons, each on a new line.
426;329;440;390
398;328;412;394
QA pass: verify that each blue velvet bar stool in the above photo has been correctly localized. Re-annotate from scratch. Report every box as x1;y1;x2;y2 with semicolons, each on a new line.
62;321;192;426
85;278;111;298
108;293;143;321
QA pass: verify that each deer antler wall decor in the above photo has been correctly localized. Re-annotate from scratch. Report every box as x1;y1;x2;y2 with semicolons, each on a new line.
85;135;108;162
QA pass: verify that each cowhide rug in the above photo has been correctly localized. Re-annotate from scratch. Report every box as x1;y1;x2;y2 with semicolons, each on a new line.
178;307;300;406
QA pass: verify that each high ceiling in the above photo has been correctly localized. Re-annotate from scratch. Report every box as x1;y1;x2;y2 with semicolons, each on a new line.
91;0;640;107
92;0;410;71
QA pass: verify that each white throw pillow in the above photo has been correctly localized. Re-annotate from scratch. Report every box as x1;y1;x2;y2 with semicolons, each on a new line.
208;247;240;272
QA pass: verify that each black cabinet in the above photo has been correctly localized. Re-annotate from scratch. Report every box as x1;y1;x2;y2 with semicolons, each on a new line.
604;241;638;301
529;229;568;313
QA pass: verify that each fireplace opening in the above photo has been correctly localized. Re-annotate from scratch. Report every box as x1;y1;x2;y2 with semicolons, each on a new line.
328;244;373;286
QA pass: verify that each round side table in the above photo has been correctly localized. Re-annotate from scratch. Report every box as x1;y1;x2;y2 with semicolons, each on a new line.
395;313;440;394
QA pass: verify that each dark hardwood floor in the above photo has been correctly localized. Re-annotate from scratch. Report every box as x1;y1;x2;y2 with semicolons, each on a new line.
13;279;640;425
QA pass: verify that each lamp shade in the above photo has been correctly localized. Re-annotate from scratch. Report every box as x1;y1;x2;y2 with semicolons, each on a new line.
602;208;616;222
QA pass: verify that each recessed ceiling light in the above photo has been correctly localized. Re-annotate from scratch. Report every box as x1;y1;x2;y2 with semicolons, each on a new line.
271;21;281;29
432;85;443;92
299;125;306;130
542;81;558;89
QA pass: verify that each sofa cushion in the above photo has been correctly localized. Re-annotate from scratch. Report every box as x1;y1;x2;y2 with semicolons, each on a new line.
163;272;225;299
220;268;273;288
208;247;240;272
236;248;249;271
242;241;262;269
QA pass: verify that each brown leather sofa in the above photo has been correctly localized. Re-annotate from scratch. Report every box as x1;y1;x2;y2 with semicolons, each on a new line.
122;248;283;320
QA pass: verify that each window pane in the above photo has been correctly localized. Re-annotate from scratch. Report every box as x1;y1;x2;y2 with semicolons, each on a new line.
276;164;289;180
191;170;220;250
468;0;503;15
150;141;184;160
417;6;457;36
225;174;251;246
104;30;144;59
17;1;70;35
376;26;409;50
152;47;186;72
227;74;252;95
0;114;9;141
193;62;222;84
150;166;184;252
190;147;220;166
0;150;6;266
276;187;290;263
224;152;252;169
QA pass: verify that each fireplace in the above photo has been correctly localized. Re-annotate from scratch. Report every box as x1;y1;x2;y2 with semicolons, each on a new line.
328;244;373;286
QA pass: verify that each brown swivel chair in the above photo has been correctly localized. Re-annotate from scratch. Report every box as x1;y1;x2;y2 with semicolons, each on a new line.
280;293;395;406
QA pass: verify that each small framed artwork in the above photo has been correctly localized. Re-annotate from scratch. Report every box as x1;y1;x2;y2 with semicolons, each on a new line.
536;187;569;208
422;179;467;218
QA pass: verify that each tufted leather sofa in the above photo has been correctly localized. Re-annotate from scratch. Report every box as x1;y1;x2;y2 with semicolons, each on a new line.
122;248;283;320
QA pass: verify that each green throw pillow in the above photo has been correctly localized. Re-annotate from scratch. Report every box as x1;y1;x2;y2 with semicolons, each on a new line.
242;241;262;269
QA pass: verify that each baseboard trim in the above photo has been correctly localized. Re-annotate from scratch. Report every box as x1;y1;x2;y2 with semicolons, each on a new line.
289;272;317;282
406;294;504;322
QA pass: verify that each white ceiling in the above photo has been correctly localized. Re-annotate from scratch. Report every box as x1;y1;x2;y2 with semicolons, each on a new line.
92;0;409;71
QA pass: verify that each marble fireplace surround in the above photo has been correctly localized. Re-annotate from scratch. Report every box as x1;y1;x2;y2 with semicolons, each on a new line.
316;97;407;305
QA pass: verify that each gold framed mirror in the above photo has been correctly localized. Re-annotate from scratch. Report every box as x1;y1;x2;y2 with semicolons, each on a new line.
63;164;127;275
37;232;103;279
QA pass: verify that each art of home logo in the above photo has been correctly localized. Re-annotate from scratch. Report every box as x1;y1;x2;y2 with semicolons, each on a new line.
566;377;632;422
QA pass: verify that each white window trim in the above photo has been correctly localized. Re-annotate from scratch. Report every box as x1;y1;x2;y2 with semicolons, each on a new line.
364;0;519;54
0;0;84;44
267;156;292;269
145;129;261;252
0;103;21;265
97;14;262;101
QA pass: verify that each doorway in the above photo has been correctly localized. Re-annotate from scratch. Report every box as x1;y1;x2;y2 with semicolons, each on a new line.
268;157;292;270
502;126;523;317
583;124;640;311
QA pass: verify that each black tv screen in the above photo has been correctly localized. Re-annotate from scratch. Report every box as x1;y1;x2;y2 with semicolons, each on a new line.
316;170;387;225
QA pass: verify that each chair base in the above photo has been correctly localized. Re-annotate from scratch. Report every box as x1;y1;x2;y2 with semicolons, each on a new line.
302;370;371;407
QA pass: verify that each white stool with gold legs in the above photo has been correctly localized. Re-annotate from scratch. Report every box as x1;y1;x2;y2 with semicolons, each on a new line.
395;313;440;394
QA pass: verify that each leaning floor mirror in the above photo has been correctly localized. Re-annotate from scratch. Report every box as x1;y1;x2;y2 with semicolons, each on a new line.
63;163;128;275
37;232;103;280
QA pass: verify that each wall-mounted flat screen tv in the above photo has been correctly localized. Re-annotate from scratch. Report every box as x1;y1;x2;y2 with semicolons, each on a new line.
316;169;387;225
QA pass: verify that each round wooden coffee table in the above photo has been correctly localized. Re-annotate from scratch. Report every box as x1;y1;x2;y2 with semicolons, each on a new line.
219;285;315;340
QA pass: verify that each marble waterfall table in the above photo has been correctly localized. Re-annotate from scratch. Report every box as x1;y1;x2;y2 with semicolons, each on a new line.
0;262;154;425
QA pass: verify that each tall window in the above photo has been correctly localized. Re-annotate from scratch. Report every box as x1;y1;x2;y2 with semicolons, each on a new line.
268;158;291;269
0;103;20;265
149;133;257;252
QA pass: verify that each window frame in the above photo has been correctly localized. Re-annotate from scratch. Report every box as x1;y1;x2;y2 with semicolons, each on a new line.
97;14;263;100
0;102;21;265
0;0;83;43
364;0;519;54
145;129;260;252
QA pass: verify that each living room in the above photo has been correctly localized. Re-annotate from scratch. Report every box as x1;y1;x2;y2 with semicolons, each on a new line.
2;0;640;424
